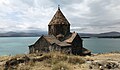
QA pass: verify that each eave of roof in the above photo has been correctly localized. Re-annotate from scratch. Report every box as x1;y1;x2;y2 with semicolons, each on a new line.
64;32;77;43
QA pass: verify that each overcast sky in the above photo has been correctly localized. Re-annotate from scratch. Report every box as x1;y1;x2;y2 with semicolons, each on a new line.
0;0;120;33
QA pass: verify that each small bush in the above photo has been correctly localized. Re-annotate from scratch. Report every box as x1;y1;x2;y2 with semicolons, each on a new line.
44;52;68;65
56;55;68;61
52;62;71;70
68;56;85;64
28;60;35;66
52;54;68;64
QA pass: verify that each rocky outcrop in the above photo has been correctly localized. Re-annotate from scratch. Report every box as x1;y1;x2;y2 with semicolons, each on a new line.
4;54;45;70
88;61;120;70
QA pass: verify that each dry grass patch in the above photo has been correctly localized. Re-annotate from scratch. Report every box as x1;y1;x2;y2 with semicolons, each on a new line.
0;66;4;70
43;52;85;65
68;56;85;64
1;52;86;70
52;61;72;70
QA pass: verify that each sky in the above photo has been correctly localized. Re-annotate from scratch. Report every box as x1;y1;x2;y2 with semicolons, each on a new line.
0;0;120;33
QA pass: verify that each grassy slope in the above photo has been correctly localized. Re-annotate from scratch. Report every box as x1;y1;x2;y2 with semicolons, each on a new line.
0;52;85;70
0;52;120;70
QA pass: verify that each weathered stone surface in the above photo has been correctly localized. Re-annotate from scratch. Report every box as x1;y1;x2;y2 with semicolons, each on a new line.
88;60;120;70
28;7;91;56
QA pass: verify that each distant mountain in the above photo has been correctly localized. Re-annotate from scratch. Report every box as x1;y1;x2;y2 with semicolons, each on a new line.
0;31;47;37
97;31;120;36
79;31;120;38
0;31;120;38
96;32;120;38
78;33;97;38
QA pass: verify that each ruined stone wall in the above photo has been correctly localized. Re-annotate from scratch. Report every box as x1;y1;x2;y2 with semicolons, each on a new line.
71;35;83;55
48;24;70;36
31;37;50;53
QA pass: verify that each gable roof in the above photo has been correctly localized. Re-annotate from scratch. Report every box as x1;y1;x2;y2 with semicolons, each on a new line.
64;32;82;43
43;35;71;47
48;7;70;26
43;35;60;45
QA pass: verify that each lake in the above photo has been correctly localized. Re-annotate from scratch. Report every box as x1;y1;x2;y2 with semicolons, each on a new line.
0;37;120;56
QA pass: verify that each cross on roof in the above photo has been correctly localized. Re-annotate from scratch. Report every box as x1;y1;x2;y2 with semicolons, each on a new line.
58;5;60;10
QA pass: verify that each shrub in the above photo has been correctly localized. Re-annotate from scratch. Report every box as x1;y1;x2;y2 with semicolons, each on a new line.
68;56;85;64
56;54;68;61
52;62;71;70
44;52;68;65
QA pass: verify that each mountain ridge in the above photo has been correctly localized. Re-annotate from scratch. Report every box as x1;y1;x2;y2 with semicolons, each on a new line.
0;31;120;38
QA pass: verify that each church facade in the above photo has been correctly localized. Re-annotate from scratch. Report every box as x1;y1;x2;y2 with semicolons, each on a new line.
28;7;91;55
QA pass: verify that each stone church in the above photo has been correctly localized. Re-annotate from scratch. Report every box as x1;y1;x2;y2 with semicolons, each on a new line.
28;7;91;55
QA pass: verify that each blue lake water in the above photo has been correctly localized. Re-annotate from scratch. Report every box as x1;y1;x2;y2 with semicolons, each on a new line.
0;37;120;56
83;38;120;53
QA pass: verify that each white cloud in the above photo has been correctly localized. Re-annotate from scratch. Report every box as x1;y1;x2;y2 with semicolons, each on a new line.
0;0;120;33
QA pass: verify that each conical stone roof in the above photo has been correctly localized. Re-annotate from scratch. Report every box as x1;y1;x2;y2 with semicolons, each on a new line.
48;7;70;26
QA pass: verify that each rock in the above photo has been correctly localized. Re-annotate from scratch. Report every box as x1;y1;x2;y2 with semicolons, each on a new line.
89;65;93;69
99;66;104;70
4;55;31;70
89;61;120;70
105;62;119;69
